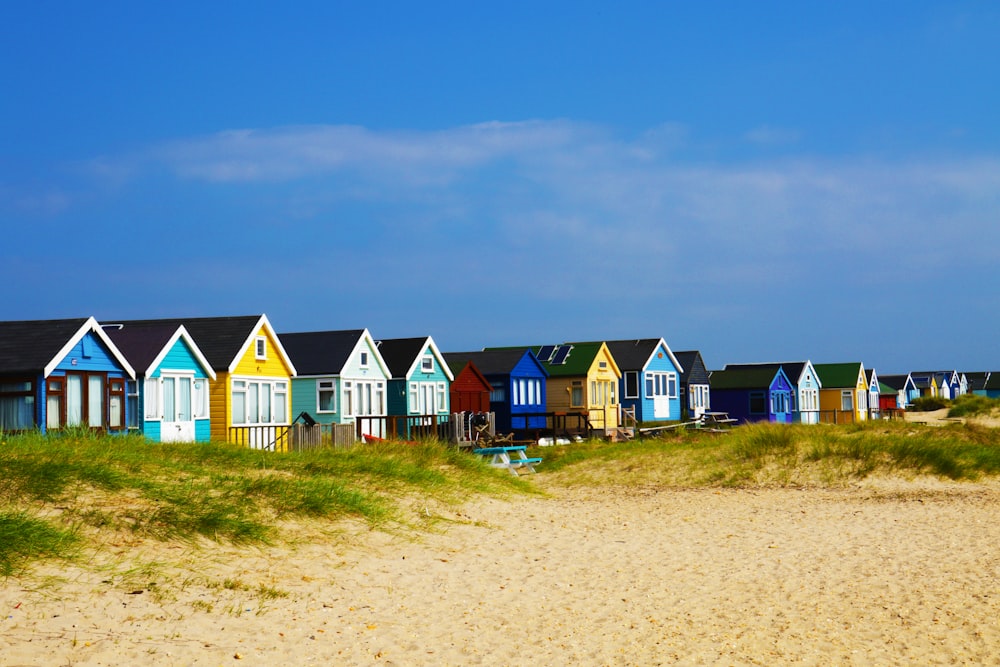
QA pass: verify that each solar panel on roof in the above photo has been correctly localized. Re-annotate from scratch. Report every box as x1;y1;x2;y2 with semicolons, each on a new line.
537;345;556;362
551;345;572;365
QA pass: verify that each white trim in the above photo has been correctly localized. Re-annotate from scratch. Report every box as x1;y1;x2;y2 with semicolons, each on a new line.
143;325;217;381
226;315;298;376
44;317;136;380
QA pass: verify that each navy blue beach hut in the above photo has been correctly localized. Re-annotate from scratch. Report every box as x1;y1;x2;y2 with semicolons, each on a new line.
708;365;795;424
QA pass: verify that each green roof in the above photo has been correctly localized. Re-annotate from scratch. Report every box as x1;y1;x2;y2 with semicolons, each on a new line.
710;366;784;390
485;342;610;377
813;363;863;388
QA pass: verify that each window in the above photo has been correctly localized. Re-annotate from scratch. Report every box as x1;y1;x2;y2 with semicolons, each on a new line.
232;377;288;425
345;380;384;417
46;379;63;430
317;379;336;413
421;355;434;373
841;391;853;412
749;391;766;414
46;372;115;429
144;378;160;419
645;372;678;398
108;379;125;428
359;352;369;368
0;379;35;430
570;381;583;407
408;382;419;412
193;379;209;419
255;336;267;360
436;382;447;412
771;391;788;414
624;372;639;399
489;382;505;402
689;384;710;410
126;381;139;428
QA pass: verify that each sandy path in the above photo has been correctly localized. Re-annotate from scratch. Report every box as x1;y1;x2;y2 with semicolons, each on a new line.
3;479;1000;665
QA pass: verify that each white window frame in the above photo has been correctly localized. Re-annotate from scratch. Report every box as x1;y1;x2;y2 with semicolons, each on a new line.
624;371;640;399
317;379;337;413
232;377;289;425
255;336;267;360
359;351;369;368
421;355;434;373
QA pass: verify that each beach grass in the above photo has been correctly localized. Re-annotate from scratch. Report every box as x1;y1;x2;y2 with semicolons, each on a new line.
538;420;1000;488
4;421;1000;576
0;431;532;575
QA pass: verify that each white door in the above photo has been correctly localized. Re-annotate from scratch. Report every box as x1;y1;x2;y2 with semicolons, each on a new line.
653;396;671;418
161;375;195;442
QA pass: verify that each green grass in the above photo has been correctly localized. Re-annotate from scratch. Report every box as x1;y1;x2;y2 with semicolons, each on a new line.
0;432;533;575
538;420;1000;488
948;393;1000;418
4;421;1000;576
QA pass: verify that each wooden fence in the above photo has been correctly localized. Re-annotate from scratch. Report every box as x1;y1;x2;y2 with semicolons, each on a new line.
228;423;357;452
818;410;856;425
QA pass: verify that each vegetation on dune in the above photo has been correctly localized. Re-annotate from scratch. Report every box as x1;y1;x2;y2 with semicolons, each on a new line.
0;431;532;576
537;420;1000;488
3;419;1000;575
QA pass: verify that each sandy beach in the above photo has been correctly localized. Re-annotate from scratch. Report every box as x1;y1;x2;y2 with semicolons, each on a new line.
4;476;1000;666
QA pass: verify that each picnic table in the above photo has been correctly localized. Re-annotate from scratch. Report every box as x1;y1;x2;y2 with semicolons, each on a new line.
699;411;738;431
473;445;541;476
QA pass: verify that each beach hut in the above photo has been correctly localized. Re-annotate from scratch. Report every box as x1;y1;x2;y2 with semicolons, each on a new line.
279;329;390;439
675;350;711;420
723;361;821;424
103;323;215;442
708;365;795;424
441;349;548;433
110;315;296;448
814;362;868;423
604;338;683;423
0;317;135;433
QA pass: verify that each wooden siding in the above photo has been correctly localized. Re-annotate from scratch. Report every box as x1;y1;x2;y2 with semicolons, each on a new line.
209;370;231;443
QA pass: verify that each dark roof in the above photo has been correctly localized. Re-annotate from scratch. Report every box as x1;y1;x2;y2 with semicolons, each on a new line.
963;372;991;391
724;361;809;384
603;339;662;372
376;337;430;378
710;366;786;390
674;350;708;383
103;323;180;375
278;330;365;376
879;374;912;390
0;318;92;374
107;316;264;370
443;349;548;377
814;362;863;388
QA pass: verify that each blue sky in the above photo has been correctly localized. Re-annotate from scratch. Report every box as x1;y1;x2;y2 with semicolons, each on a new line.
3;2;999;373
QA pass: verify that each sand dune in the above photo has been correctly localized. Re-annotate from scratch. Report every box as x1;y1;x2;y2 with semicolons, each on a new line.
4;477;1000;665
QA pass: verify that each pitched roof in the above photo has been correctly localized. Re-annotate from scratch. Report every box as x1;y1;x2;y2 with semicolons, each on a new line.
103;323;180;374
377;337;431;378
879;374;912;391
963;372;991;391
0;317;135;378
674;350;708;383
106;315;293;374
536;342;614;377
278;329;367;376
442;349;548;377
813;362;863;388
724;361;812;385
604;338;683;374
0;317;93;373
710;366;787;390
376;337;454;381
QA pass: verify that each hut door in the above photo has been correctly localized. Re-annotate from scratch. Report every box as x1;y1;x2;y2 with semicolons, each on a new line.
161;375;195;442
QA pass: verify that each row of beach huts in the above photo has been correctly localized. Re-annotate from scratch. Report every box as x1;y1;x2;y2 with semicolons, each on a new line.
1;314;996;448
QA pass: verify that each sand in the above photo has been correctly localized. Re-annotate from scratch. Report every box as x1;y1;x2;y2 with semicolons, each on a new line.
4;477;1000;666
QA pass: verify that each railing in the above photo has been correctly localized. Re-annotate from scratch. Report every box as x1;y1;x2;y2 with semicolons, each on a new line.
228;423;357;452
354;414;453;441
818;410;856;425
